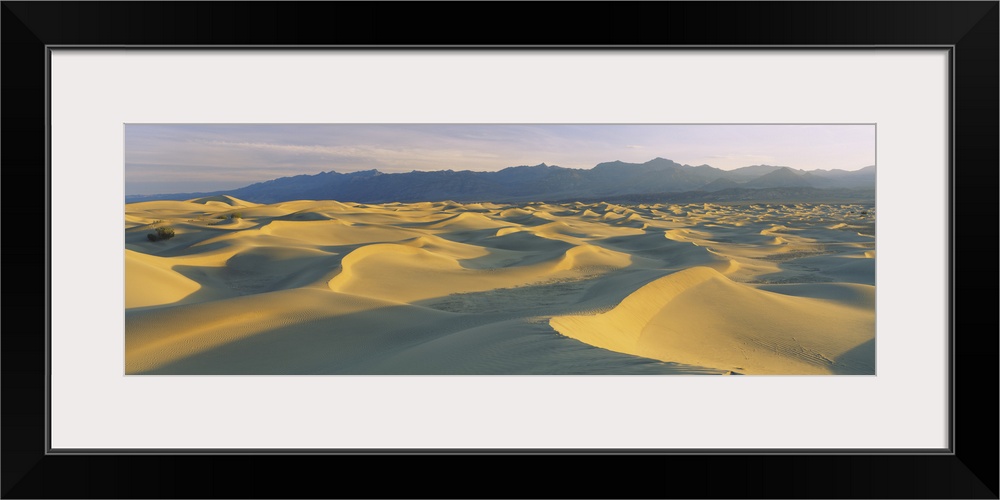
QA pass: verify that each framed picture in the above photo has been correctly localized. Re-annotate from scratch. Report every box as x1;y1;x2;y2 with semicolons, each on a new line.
4;2;996;498
119;122;880;377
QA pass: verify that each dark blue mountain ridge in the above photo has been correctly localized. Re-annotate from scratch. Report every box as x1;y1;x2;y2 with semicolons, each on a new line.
125;158;875;204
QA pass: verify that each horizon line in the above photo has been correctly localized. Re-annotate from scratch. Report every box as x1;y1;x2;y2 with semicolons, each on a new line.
125;159;876;198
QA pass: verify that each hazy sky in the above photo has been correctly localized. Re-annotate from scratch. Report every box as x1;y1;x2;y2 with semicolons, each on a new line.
124;124;875;195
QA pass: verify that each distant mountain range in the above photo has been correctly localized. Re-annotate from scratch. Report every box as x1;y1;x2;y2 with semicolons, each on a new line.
125;158;876;204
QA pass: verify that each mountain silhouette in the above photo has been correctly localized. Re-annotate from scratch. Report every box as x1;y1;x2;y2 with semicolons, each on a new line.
126;158;875;204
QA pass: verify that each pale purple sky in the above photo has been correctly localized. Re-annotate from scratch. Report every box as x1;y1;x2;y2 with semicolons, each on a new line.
125;124;875;195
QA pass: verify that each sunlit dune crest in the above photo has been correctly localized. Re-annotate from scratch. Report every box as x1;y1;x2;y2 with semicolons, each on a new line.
550;266;874;375
124;199;876;375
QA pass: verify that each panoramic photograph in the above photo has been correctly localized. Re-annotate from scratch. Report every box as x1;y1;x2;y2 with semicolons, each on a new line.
124;124;876;375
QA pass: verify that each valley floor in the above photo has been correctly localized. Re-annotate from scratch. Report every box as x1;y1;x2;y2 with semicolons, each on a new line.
125;196;876;375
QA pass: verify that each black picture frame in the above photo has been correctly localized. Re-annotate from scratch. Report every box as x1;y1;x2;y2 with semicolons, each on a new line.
3;2;997;498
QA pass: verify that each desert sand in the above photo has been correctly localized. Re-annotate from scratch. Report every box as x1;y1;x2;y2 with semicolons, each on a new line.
124;195;876;375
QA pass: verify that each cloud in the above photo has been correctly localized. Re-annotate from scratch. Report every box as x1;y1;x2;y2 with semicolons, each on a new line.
201;140;367;157
705;153;776;163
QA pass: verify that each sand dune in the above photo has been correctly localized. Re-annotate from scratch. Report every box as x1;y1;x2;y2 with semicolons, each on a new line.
124;250;202;309
125;198;876;374
549;267;874;374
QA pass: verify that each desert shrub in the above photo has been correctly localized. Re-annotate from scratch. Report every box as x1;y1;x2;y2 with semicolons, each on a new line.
231;212;243;219
215;215;227;219
148;226;176;241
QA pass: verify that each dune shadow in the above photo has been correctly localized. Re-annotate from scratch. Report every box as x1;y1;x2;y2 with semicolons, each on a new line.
830;338;876;375
169;251;344;300
416;277;603;316
132;301;727;375
430;227;522;245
